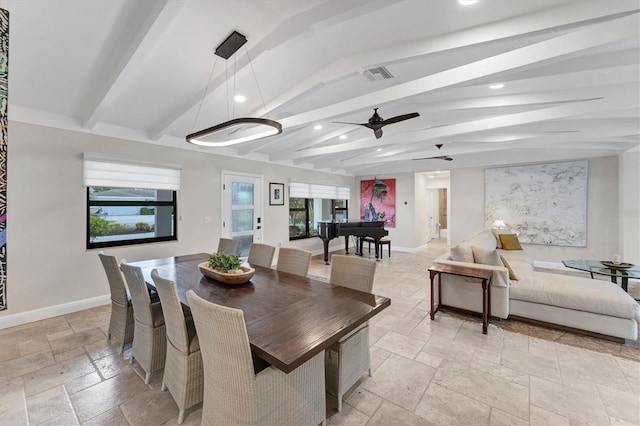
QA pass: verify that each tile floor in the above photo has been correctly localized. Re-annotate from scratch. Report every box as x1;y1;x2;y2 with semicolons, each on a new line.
1;239;638;425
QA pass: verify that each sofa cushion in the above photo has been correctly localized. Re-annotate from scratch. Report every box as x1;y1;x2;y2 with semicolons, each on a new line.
498;249;533;266
472;245;502;266
499;255;519;281
499;233;523;250
450;242;474;263
493;229;515;249
510;272;640;320
498;250;534;277
470;230;498;251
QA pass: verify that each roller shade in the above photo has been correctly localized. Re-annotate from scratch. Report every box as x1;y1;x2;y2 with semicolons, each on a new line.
83;154;181;190
289;182;350;200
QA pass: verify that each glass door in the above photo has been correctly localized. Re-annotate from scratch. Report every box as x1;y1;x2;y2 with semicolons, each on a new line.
222;173;263;257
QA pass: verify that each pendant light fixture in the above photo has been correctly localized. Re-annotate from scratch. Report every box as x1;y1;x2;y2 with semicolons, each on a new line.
186;31;282;147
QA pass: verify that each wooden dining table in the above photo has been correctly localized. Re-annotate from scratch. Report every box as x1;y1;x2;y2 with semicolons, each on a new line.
128;253;391;374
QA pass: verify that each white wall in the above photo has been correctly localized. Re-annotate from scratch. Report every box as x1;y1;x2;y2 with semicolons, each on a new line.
620;146;640;264
449;156;620;262
1;122;354;323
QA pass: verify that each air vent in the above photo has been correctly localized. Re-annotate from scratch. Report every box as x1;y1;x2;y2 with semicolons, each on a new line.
364;66;394;81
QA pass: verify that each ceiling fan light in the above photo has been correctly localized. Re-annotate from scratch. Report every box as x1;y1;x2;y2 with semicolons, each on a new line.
186;118;282;147
233;95;246;103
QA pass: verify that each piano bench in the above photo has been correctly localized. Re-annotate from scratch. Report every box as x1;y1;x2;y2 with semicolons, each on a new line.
362;236;391;258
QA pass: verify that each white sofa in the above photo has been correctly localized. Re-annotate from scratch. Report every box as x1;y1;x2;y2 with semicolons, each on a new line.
433;230;640;341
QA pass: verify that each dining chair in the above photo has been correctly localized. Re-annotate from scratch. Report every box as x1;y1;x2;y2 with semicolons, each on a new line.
217;238;241;255
247;243;276;268
276;247;312;277
151;270;203;424
120;263;167;384
326;255;377;412
186;290;326;426
98;253;134;355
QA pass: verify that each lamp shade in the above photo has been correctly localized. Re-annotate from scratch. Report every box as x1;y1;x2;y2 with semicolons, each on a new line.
492;219;507;229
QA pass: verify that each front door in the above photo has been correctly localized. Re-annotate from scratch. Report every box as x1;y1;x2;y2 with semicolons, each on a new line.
222;172;263;257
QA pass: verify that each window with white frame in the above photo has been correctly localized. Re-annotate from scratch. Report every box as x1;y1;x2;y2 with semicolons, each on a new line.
288;182;350;240
83;155;181;249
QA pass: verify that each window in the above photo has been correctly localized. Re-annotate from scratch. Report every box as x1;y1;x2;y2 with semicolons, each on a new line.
289;198;348;240
288;181;351;240
87;187;177;249
84;155;181;249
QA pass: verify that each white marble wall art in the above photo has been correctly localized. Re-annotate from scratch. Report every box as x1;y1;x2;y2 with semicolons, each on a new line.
485;161;588;247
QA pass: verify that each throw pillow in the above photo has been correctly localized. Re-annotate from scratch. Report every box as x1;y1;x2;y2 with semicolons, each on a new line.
493;229;515;249
499;255;519;281
471;245;502;266
450;243;474;263
499;233;523;250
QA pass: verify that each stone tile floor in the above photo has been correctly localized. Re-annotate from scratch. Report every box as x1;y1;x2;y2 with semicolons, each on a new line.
1;239;638;425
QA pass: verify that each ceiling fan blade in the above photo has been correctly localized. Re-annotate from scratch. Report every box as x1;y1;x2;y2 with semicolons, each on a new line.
381;112;420;126
332;120;367;126
374;128;383;139
412;155;453;161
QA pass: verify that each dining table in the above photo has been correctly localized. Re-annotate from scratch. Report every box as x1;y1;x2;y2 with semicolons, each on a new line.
128;253;391;374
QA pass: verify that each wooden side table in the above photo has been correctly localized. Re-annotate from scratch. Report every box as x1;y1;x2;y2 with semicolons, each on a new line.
429;264;494;334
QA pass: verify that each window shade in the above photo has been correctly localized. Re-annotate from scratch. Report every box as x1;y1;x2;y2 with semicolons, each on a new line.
83;154;181;190
289;182;350;200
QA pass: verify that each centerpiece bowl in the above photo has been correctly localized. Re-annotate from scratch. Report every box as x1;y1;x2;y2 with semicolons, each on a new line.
600;261;634;270
198;262;255;285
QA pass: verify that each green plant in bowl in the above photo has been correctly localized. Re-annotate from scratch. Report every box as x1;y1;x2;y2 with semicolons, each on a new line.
208;252;242;273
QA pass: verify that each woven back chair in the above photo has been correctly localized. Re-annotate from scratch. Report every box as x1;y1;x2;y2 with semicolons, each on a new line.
186;290;326;426
326;255;377;411
276;247;312;277
121;263;167;384
247;243;276;268
217;238;241;255
151;270;203;424
98;253;134;354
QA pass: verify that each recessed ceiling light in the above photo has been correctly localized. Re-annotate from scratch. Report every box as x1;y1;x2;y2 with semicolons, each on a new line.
233;95;246;103
339;135;347;140
458;0;479;5
376;148;382;152
489;83;505;90
313;125;323;130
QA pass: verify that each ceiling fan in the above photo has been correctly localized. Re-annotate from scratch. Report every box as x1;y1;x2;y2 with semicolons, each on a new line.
412;144;453;161
333;108;419;139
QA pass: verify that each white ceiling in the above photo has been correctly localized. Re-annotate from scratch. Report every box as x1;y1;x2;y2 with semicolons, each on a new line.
5;0;640;175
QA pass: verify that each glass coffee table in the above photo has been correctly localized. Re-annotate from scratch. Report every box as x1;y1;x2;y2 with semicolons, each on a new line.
562;260;640;297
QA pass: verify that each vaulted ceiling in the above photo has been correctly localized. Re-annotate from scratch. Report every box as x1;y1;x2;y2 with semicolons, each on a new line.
6;0;640;175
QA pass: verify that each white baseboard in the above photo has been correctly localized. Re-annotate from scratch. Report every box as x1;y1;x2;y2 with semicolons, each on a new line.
0;294;111;330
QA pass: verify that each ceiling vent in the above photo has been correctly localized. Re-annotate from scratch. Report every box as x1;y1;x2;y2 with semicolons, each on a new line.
364;66;394;81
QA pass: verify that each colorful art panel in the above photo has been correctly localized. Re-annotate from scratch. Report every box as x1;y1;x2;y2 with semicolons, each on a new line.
0;8;7;310
360;178;396;228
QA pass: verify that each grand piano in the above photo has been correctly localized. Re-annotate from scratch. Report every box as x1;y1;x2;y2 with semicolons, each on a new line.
318;220;388;264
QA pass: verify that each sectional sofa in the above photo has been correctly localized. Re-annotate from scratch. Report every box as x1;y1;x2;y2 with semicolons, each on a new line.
433;230;640;341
